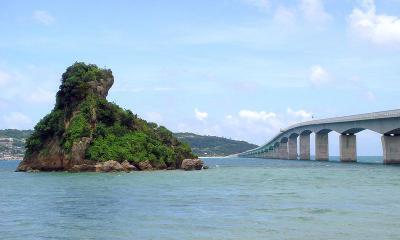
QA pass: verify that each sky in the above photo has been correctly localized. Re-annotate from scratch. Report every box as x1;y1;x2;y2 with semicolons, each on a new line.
1;0;400;155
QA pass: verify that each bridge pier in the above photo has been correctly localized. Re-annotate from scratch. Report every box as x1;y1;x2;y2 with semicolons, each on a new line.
239;110;400;164
279;142;288;159
382;135;400;164
315;132;329;161
288;137;297;160
299;134;310;160
340;134;357;162
273;147;279;159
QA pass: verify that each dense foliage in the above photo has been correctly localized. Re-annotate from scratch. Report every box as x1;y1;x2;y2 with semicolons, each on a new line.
56;63;112;113
25;62;195;167
174;132;258;157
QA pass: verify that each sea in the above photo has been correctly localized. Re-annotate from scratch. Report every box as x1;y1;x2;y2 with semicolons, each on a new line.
1;157;400;240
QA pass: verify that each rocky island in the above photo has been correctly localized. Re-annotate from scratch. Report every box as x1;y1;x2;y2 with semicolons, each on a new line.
17;62;203;172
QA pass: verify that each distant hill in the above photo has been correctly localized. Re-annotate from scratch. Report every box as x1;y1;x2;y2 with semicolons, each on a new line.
1;129;258;158
0;129;33;140
174;132;258;157
0;129;33;159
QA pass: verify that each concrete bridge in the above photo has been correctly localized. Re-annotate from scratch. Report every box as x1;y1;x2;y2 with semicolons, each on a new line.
238;109;400;164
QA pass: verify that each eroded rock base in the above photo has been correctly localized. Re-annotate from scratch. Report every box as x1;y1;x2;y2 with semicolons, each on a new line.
18;159;205;172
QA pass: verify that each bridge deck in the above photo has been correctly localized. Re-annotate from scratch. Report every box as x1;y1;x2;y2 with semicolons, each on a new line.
240;109;400;156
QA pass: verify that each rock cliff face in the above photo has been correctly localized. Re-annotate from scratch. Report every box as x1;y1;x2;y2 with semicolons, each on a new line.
17;62;201;172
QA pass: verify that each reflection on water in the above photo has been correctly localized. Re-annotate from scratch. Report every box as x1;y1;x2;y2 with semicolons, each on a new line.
1;157;399;240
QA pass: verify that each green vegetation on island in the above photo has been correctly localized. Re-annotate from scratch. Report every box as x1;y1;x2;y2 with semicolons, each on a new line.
17;62;197;171
1;129;258;160
174;132;258;157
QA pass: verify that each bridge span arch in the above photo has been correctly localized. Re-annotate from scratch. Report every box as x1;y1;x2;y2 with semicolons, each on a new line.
238;109;400;164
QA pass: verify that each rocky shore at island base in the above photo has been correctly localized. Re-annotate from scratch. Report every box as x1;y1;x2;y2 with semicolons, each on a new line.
18;158;206;173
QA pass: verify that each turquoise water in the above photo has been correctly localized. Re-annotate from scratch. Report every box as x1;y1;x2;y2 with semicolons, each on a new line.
1;157;400;240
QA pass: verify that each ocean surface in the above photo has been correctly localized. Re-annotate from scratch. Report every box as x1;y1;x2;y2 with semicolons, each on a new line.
1;157;400;240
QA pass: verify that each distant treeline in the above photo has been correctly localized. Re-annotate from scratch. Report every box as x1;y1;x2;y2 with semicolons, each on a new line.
174;132;258;157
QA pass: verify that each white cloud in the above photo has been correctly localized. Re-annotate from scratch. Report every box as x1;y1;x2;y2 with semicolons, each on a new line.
241;0;270;11
0;70;11;87
287;108;312;119
238;110;276;121
2;112;32;129
348;0;400;47
230;109;314;143
273;6;297;27
26;88;54;103
177;108;316;145
300;0;332;24
238;110;283;135
33;10;55;25
224;110;284;144
194;108;208;121
310;65;330;86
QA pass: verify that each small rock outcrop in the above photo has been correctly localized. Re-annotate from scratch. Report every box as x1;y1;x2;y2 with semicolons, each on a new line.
138;160;153;171
16;62;199;172
121;160;137;171
181;159;204;171
99;160;124;172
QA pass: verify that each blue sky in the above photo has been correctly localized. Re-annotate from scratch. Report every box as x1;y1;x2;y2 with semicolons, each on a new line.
1;0;400;155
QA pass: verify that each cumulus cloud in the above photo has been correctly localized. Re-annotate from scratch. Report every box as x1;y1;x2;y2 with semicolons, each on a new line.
238;110;283;134
287;108;312;119
33;10;55;25
2;112;32;129
224;110;283;143
300;0;332;24
0;70;11;87
224;108;311;144
194;108;208;121
309;65;330;86
178;108;315;145
348;0;400;47
238;110;276;121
